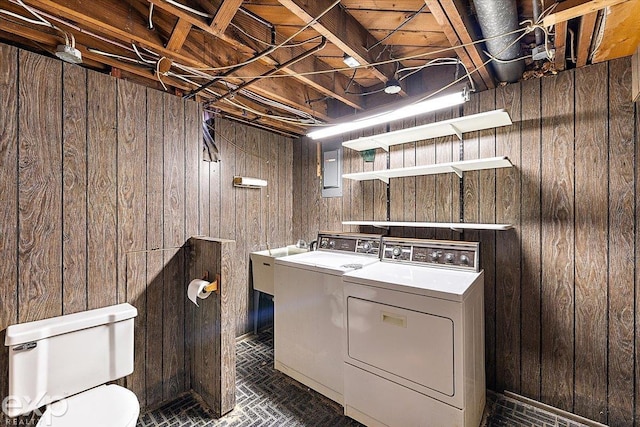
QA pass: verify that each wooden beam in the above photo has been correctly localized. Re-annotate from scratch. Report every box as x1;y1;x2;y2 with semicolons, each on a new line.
554;20;568;71
424;0;492;90
166;18;193;51
148;0;364;110
210;0;244;35
277;0;403;92
543;0;630;27
22;0;329;120
576;12;598;67
591;0;640;63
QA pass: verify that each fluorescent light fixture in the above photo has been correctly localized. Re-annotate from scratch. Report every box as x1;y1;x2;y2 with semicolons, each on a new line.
384;78;402;94
342;53;360;68
233;176;267;188
307;89;470;140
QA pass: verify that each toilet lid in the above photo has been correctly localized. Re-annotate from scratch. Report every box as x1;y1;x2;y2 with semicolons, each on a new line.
36;384;140;427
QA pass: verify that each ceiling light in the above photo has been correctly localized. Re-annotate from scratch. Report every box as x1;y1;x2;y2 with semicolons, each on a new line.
307;89;470;140
55;44;82;64
384;78;402;94
342;53;360;68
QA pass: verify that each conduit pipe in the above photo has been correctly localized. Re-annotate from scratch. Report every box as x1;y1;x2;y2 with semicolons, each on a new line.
472;0;524;83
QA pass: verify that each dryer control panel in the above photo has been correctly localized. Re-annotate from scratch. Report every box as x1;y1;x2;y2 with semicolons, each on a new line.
382;238;480;272
317;233;381;256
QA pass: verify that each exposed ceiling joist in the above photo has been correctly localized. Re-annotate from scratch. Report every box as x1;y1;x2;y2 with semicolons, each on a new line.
575;12;597;67
542;0;630;27
22;0;329;120
147;0;364;110
277;0;406;95
424;0;493;90
166;17;193;51
554;20;568;71
210;0;244;35
591;0;640;63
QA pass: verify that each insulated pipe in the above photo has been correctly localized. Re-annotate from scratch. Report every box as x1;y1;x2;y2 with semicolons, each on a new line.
532;0;544;47
472;0;524;83
215;37;327;103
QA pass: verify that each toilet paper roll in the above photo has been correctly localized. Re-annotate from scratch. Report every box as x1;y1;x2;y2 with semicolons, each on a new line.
187;279;211;307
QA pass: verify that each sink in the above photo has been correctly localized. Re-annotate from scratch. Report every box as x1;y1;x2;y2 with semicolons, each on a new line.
250;246;308;295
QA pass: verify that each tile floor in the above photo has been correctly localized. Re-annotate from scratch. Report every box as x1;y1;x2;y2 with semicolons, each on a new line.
138;329;593;427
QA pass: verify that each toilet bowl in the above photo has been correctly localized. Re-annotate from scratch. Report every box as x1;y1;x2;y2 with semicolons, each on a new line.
4;304;140;426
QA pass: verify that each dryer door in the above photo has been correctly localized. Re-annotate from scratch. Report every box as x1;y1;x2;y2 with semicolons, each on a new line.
346;296;455;396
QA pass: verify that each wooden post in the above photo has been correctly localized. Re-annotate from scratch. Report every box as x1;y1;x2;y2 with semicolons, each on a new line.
187;236;236;417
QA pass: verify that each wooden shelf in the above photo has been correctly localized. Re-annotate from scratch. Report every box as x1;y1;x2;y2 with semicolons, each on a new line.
342;156;512;183
342;221;514;231
342;109;512;152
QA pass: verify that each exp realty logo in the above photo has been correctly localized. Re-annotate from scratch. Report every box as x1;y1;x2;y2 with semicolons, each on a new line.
2;395;68;426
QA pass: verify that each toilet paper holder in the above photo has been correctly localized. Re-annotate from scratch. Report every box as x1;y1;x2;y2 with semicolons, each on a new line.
202;272;220;293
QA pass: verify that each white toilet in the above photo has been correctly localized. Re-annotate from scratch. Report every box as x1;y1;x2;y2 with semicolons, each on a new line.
4;303;140;426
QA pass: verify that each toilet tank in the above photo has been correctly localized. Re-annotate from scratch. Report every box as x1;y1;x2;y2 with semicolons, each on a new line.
4;303;137;417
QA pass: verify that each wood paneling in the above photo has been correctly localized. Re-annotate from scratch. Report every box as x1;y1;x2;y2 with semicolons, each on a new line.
495;83;521;393
87;71;118;310
188;237;236;417
162;93;186;399
0;43;18;406
62;63;88;315
573;62;608;423
17;50;63;323
519;77;542;400
607;57;635;427
292;57;640;426
145;88;165;408
540;70;575;413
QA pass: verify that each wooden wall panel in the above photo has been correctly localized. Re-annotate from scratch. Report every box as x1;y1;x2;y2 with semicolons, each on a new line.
415;112;437;240
87;71;118;310
495;83;521;393
162;93;186;399
478;89;497;390
573;62;608;423
519;78;542;400
17;50;63;323
234;124;248;336
145;88;165;408
607;57;635;427
62;63;88;315
0;43;17;407
117;79;148;404
540;70;575;412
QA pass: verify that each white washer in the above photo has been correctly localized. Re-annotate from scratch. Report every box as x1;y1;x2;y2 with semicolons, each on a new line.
274;232;381;404
342;237;485;427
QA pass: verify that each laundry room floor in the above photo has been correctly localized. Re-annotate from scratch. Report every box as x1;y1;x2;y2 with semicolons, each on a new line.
138;329;594;427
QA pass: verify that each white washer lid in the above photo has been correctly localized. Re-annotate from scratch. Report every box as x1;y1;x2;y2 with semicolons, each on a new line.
36;385;139;427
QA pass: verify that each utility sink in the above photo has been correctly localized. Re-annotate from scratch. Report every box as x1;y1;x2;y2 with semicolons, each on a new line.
250;246;308;295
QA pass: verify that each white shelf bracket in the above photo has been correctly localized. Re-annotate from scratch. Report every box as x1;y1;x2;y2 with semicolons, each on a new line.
450;226;464;233
374;174;390;184
449;124;463;141
450;166;463;178
374;141;390;152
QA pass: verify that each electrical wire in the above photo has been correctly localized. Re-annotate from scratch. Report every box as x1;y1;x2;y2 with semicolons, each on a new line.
184;0;341;72
164;0;212;18
367;4;426;52
148;3;154;29
229;22;324;49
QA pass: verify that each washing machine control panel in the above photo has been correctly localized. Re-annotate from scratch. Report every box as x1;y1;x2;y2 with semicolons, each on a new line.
382;238;480;271
317;233;381;256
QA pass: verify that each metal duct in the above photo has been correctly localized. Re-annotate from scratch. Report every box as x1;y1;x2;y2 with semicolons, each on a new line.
472;0;524;83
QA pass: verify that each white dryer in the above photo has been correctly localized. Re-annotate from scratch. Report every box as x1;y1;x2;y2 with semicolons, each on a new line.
274;232;381;404
342;237;485;427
